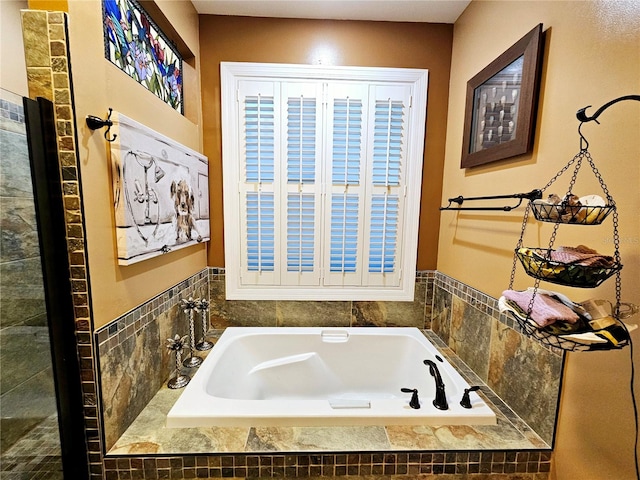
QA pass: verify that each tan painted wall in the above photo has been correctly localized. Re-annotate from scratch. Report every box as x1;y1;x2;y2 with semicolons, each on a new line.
1;1;29;96
441;2;640;479
199;15;453;270
65;0;206;329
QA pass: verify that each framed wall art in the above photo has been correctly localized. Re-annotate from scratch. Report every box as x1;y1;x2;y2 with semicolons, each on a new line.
109;113;209;265
461;24;544;168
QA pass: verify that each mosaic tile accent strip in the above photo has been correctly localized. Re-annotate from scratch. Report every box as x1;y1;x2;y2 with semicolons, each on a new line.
22;9;97;479
102;451;551;478
95;269;208;353
96;269;208;451
433;272;563;357
431;272;564;446
103;0;183;113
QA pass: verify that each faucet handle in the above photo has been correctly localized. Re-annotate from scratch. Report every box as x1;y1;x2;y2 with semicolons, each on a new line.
460;386;481;409
401;388;421;409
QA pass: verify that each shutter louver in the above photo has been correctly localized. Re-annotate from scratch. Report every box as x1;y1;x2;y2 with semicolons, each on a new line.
287;193;315;272
324;88;368;286
373;100;404;186
245;95;274;183
363;87;410;286
332;98;362;185
282;87;322;285
330;193;359;273
246;192;275;272
287;97;316;184
368;194;398;273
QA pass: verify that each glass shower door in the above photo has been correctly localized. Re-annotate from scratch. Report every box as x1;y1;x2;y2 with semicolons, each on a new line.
0;88;64;479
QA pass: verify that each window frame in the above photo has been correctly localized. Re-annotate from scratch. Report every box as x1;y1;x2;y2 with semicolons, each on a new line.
221;62;428;301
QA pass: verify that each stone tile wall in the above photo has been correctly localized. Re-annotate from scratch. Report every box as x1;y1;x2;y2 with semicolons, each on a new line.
0;89;58;455
208;268;434;329
97;268;432;451
93;266;561;479
96;270;208;451
21;9;96;475
431;272;564;445
0;91;43;330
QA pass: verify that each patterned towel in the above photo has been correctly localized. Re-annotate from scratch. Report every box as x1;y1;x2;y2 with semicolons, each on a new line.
550;245;615;268
502;290;580;327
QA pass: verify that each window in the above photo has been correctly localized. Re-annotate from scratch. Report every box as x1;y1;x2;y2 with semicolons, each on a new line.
221;63;428;300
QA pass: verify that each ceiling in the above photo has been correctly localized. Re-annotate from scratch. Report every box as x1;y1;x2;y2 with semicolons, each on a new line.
191;0;472;24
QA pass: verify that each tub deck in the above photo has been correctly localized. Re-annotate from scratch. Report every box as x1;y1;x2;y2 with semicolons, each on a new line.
166;327;496;428
109;331;549;456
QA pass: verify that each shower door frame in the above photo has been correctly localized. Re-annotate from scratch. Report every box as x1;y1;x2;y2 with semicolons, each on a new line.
24;96;89;480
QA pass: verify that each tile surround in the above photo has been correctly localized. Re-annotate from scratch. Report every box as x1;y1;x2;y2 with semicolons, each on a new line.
0;88;62;477
431;272;564;445
21;9;560;479
99;268;552;479
21;9;97;478
96;270;208;451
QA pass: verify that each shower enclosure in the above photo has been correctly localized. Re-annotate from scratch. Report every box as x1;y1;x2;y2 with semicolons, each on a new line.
0;88;87;479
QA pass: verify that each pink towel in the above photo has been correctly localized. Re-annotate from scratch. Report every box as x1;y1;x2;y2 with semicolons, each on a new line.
502;290;580;327
549;245;615;268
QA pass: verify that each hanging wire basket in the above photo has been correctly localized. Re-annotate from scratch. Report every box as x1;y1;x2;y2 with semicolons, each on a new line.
516;247;622;288
504;146;629;352
500;295;630;352
530;202;615;225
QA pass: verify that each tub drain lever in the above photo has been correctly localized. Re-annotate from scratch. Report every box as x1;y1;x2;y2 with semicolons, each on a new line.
400;388;421;409
460;386;481;409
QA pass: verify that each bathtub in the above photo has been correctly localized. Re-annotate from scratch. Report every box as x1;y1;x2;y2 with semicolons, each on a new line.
166;327;496;427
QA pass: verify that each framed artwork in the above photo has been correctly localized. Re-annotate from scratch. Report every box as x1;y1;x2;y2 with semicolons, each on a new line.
109;113;209;265
103;0;183;113
461;24;544;168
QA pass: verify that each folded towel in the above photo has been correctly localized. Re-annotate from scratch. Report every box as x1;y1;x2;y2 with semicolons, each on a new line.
502;289;580;327
550;245;615;268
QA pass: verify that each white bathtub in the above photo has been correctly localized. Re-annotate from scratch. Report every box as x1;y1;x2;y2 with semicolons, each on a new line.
166;327;496;427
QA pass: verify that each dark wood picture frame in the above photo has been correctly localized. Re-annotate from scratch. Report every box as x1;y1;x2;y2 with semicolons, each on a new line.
461;24;544;168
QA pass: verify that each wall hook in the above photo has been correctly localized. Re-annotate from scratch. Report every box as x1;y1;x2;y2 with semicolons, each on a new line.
86;107;117;142
575;94;640;151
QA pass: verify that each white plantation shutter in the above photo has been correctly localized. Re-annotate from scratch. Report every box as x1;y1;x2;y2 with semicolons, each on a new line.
362;85;411;287
238;81;280;285
281;82;322;285
222;63;427;300
323;84;368;286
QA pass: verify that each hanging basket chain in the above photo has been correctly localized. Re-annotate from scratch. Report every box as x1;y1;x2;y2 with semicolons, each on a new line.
538;150;581;194
509;146;624;350
509;202;532;290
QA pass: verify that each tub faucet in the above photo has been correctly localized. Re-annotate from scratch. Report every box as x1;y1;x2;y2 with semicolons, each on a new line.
423;359;448;410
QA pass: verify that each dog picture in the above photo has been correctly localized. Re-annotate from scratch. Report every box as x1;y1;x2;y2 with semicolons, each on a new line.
170;179;202;243
111;113;209;265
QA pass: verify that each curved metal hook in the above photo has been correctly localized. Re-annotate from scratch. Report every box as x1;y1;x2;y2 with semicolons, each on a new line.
85;107;117;142
577;122;589;151
575;95;639;151
576;95;640;123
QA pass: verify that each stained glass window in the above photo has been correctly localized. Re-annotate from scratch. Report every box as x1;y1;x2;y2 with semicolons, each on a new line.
103;0;183;113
